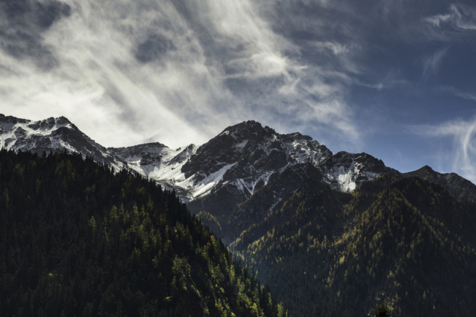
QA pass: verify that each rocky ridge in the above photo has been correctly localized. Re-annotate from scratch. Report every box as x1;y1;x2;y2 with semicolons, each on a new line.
0;114;395;200
0;114;122;169
2;113;475;242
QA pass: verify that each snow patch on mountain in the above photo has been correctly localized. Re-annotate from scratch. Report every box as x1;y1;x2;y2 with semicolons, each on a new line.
234;140;248;150
334;167;357;192
0;116;73;151
189;162;237;199
0;114;125;172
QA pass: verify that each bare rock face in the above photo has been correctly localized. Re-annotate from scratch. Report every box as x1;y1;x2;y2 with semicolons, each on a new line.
177;120;398;242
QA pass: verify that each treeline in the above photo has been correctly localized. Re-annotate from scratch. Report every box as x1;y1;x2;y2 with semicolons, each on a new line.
0;150;288;317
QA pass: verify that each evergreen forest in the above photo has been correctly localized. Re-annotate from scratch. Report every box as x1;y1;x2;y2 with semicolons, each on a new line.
2;148;476;317
0;150;288;317
232;175;476;317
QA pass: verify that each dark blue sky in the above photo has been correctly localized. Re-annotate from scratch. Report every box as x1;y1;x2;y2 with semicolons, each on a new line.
1;0;476;182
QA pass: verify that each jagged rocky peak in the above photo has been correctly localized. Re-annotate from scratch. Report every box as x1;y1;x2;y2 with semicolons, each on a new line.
416;165;435;173
109;142;169;157
218;121;321;148
221;120;276;139
321;151;395;192
206;120;277;151
28;116;74;131
186;121;330;166
325;151;388;172
0;114;75;134
0;114;122;169
0;114;30;134
110;142;168;151
42;116;71;125
0;114;31;125
108;142;170;166
181;120;337;188
181;121;274;177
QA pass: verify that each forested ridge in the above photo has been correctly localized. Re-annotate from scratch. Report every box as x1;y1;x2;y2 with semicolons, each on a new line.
0;150;288;317
234;175;476;317
2;149;476;317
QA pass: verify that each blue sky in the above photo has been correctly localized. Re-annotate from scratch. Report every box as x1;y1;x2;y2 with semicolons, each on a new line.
1;0;476;183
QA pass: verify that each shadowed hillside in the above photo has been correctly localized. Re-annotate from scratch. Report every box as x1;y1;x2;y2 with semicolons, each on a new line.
0;150;288;317
234;175;476;317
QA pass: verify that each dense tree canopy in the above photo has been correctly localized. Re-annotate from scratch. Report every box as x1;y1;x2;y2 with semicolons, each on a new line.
234;176;476;317
0;149;288;317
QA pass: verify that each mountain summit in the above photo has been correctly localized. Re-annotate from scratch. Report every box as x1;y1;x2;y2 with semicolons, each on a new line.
0;114;120;167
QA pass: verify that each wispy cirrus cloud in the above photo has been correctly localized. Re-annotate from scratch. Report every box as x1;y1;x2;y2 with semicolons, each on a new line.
422;46;450;79
424;4;476;31
314;42;350;56
440;86;476;103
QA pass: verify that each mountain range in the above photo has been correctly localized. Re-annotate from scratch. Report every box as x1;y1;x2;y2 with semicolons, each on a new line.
2;113;476;316
0;114;393;197
2;113;475;241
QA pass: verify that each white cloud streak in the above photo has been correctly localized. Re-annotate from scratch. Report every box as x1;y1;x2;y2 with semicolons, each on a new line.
441;86;476;103
424;4;476;31
422;46;450;79
314;41;349;55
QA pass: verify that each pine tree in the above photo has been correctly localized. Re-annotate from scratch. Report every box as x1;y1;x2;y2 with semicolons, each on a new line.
374;303;391;317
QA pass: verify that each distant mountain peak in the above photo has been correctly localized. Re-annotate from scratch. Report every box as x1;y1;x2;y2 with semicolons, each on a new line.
404;165;476;199
109;142;169;151
227;120;266;130
0;113;120;169
56;116;72;124
216;120;276;142
0;114;30;125
418;165;436;173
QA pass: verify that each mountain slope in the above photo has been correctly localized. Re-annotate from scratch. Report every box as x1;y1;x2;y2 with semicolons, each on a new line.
234;176;476;317
181;121;396;242
181;120;393;198
0;149;288;317
108;142;198;195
